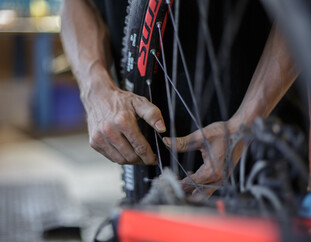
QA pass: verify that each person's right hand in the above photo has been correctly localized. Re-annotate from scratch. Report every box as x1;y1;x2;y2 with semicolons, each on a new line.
85;72;166;165
163;121;243;199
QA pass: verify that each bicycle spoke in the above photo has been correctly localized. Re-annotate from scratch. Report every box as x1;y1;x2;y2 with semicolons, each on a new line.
195;0;228;120
144;178;221;190
239;140;250;193
182;182;221;190
151;52;203;133
171;0;180;112
166;2;207;125
199;0;248;122
193;11;206;109
218;0;248;73
156;22;178;174
146;79;163;173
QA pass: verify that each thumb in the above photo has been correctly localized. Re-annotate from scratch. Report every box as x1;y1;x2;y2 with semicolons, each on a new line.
181;173;217;197
163;136;190;153
180;164;217;193
192;185;217;199
180;173;200;193
132;97;166;133
163;129;202;152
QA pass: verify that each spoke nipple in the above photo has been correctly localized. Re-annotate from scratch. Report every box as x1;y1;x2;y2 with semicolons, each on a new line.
150;49;156;56
156;22;162;28
146;79;152;86
143;177;151;183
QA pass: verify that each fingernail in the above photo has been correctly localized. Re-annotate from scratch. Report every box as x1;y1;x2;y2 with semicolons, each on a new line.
163;137;169;146
155;120;166;132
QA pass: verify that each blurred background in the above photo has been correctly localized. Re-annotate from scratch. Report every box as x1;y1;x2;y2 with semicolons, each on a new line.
0;1;122;241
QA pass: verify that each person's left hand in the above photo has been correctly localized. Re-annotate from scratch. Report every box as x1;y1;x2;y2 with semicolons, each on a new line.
163;121;243;199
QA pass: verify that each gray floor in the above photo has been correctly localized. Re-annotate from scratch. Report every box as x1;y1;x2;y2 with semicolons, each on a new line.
0;124;123;242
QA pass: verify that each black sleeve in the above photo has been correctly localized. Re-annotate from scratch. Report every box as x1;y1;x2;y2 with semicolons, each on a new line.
92;0;128;80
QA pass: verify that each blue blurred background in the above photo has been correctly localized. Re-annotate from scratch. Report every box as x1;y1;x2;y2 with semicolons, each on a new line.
0;1;122;241
0;0;85;131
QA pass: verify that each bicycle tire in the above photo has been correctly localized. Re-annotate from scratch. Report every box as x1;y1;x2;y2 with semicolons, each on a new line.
121;0;171;203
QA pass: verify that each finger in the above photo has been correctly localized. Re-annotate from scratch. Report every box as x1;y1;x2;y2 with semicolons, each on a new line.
120;119;157;165
97;119;146;165
91;131;144;165
181;164;219;193
110;135;146;165
186;185;217;202
163;136;190;153
132;96;166;133
103;128;145;165
163;129;203;152
90;141;110;159
181;175;199;194
90;135;123;163
192;183;217;199
182;176;218;200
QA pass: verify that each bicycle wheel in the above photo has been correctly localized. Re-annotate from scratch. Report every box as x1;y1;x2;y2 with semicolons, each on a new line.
121;0;311;204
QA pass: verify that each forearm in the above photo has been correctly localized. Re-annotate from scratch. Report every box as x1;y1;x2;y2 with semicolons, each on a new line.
229;25;298;131
60;0;117;102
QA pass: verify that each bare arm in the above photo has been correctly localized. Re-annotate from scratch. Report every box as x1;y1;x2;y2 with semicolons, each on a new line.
61;0;166;165
230;25;298;129
60;0;112;88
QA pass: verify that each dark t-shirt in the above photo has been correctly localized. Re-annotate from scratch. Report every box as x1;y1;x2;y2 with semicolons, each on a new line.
92;0;127;79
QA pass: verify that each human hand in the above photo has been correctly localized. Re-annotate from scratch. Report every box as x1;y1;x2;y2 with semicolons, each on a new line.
85;74;166;165
163;121;242;198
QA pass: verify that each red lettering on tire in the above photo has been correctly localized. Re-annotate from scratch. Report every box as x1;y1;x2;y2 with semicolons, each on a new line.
137;0;162;77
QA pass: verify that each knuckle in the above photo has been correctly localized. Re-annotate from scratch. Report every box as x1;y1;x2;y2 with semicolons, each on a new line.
137;96;148;104
126;153;138;163
135;144;148;156
216;171;222;181
89;139;97;149
149;107;161;119
99;123;113;138
116;159;127;165
177;138;187;151
115;112;130;129
134;96;150;110
90;130;100;141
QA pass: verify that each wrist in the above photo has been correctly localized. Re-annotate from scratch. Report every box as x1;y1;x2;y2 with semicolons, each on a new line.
226;113;247;135
79;62;119;108
226;115;242;135
228;109;269;137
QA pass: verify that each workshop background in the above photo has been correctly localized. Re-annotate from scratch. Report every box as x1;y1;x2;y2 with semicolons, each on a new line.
0;1;123;241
